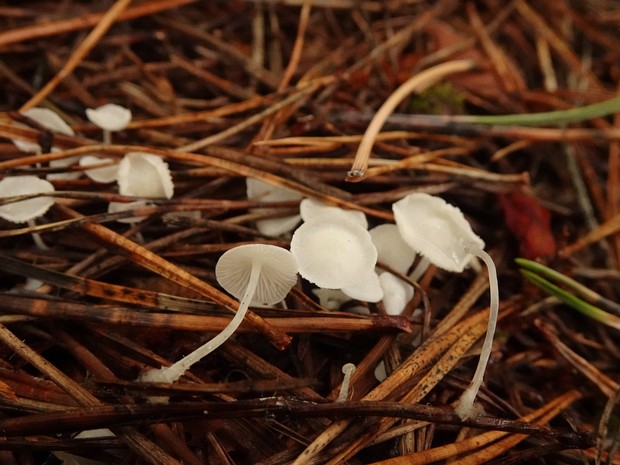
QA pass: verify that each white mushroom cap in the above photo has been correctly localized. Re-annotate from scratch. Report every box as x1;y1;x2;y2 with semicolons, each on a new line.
215;244;298;305
246;178;302;236
341;269;384;303
378;272;414;316
47;155;82;181
311;288;351;310
108;200;150;223
86;103;132;132
0;176;55;223
80;155;118;183
117;152;174;199
393;193;484;273
369;223;416;274
290;216;377;289
12;108;74;153
300;198;368;229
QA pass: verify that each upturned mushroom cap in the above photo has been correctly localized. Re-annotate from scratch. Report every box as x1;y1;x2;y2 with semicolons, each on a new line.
215;244;298;305
0;176;55;223
378;272;414;315
117;152;174;199
300;198;368;229
369;223;416;274
86;103;132;132
246;178;302;236
290;216;377;289
341;270;384;303
12;108;74;153
393;193;484;272
80;155;118;183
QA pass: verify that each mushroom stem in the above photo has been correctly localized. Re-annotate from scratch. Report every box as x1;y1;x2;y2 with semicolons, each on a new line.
336;363;356;402
27;219;50;250
454;242;499;420
103;129;112;145
141;262;263;384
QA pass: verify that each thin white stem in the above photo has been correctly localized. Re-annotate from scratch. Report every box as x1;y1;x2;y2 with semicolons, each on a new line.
336;363;356;402
27;219;49;250
103;129;112;145
454;244;499;420
140;262;263;384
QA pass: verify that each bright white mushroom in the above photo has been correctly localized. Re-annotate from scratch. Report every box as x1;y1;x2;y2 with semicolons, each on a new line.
290;216;378;291
86;103;132;144
300;198;368;229
246;178;302;236
336;363;356;402
0;176;55;249
378;272;414;316
392;192;499;420
117;152;174;199
369;223;416;274
11;107;74;154
79;155;118;183
140;244;298;384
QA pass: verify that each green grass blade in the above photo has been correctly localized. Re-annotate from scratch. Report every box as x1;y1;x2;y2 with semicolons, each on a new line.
520;269;620;331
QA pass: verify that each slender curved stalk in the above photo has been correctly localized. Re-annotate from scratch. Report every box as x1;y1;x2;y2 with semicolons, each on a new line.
140;262;263;384
347;59;476;181
455;244;499;420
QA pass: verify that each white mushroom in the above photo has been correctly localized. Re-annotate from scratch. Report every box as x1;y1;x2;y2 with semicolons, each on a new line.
117;152;173;199
300;198;368;229
369;223;416;274
107;200;150;224
12;108;74;154
336;363;356;402
47;155;82;181
246;178;302;236
79;155;118;183
340;269;384;303
0;176;55;249
378;272;414;316
290;216;378;290
86;103;132;144
392;192;499;420
140;244;298;384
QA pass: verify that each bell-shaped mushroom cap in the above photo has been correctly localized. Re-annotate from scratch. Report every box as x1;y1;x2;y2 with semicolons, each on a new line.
341;269;384;302
215;244;298;306
117;152;174;199
393;193;484;273
291;216;378;289
12;108;74;153
246;178;302;236
378;272;414;316
86;103;132;132
300;198;368;229
80;155;118;183
369;223;416;274
0;176;55;223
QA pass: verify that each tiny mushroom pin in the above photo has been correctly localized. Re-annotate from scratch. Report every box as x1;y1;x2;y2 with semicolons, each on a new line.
0;176;55;249
291;215;382;302
393;192;499;420
140;244;298;384
86;103;132;144
336;363;357;402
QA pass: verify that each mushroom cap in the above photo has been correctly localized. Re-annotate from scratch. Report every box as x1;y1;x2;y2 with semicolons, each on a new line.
12;108;74;153
108;200;150;223
300;198;368;229
341;269;384;302
369;223;416;274
393;193;484;272
80;155;118;183
47;155;82;181
0;176;55;223
246;178;302;236
378;272;414;316
215;244;298;306
290;216;378;289
86;103;132;132
117;152;174;199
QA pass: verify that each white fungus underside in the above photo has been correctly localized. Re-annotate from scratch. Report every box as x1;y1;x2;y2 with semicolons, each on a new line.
118;152;174;199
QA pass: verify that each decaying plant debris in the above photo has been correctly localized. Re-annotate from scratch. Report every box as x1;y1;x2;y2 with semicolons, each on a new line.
0;1;619;464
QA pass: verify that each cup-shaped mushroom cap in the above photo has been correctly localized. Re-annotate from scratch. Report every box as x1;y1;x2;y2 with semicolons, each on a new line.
378;272;414;315
0;176;55;223
300;198;368;229
341;269;384;302
246;178;302;236
291;216;378;289
369;223;416;274
86;104;132;132
80;155;118;183
117;152;174;199
393;193;484;273
12;108;74;153
215;244;298;306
